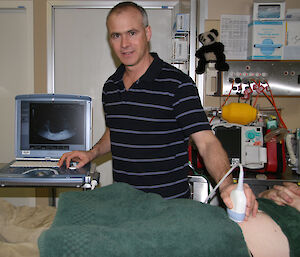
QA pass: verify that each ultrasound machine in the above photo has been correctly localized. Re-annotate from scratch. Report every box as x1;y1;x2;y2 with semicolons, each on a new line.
0;94;98;188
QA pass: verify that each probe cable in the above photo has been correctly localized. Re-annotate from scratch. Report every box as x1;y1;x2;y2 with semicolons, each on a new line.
204;163;241;204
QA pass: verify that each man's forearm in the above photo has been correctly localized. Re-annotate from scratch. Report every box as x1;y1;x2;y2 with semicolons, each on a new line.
192;130;258;216
191;130;232;190
88;127;111;160
201;139;232;190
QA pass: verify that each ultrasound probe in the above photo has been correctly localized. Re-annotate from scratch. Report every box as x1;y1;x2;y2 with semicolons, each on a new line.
204;163;247;223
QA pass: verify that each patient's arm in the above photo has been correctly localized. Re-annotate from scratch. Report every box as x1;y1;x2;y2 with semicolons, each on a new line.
259;182;300;211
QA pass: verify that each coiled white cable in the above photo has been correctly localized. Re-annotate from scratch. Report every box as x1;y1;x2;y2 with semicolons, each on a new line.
286;133;297;166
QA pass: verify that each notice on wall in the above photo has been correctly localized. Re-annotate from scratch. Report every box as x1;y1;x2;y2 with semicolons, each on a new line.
220;15;250;60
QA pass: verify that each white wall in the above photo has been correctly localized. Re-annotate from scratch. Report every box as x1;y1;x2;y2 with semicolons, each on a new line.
0;1;34;163
0;1;35;207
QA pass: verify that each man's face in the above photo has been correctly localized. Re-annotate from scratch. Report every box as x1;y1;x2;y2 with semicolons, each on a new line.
107;7;151;68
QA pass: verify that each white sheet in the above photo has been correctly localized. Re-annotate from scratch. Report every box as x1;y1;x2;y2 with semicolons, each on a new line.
0;199;56;257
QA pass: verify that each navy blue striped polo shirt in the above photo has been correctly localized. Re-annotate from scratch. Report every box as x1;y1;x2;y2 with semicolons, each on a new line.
102;53;211;199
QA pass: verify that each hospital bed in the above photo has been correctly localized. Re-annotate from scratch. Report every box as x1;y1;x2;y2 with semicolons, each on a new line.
1;182;299;257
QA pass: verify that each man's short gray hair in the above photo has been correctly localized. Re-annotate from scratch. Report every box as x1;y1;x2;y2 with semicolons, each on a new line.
106;1;149;27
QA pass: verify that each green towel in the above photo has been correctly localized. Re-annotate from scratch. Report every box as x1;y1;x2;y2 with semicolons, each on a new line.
257;198;300;257
38;183;249;257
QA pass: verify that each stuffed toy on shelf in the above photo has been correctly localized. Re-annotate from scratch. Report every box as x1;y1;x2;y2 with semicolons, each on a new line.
195;29;229;74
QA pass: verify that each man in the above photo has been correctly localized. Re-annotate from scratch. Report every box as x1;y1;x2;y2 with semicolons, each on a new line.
59;1;257;218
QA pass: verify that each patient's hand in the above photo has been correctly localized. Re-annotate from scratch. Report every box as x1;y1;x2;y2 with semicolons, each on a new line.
259;182;300;211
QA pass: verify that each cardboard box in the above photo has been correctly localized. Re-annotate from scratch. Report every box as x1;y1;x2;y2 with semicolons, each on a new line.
248;20;285;60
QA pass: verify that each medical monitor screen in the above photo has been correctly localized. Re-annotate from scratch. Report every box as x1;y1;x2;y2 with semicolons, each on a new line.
213;125;241;164
15;94;92;159
28;103;84;147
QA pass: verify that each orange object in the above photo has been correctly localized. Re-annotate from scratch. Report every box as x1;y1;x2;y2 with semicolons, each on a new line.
222;103;257;125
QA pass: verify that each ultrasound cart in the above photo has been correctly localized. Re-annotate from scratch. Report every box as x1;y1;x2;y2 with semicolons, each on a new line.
0;94;99;202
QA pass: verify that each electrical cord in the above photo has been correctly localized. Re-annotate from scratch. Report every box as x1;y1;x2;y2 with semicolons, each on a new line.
265;81;287;129
204;163;242;204
209;80;235;124
251;79;287;129
252;79;262;107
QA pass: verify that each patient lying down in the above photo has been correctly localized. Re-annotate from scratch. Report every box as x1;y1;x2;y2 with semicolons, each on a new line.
240;182;300;257
1;182;299;257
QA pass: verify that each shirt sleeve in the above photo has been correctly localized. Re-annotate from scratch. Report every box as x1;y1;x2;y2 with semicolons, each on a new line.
173;78;211;137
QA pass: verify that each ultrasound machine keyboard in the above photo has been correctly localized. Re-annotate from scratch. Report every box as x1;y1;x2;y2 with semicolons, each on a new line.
10;160;59;168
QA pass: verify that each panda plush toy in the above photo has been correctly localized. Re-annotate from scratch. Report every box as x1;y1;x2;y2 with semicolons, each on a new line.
195;29;229;74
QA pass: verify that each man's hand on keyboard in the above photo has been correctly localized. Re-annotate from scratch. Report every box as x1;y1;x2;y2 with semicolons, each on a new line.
58;150;93;169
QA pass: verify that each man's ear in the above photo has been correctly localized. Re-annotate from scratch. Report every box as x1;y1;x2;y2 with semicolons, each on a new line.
145;25;152;42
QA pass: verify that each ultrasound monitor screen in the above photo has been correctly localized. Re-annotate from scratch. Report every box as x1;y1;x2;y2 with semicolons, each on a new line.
29;103;84;147
15;94;92;159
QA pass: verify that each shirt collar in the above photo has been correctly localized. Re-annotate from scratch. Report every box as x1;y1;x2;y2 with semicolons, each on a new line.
113;52;163;83
140;52;163;82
